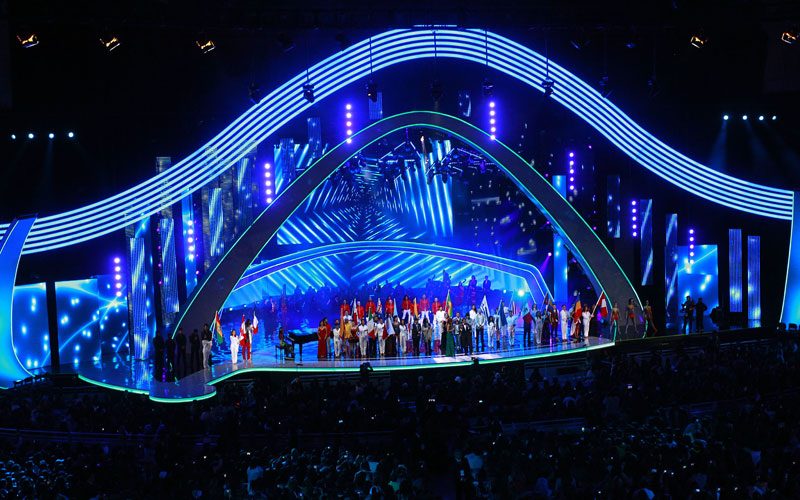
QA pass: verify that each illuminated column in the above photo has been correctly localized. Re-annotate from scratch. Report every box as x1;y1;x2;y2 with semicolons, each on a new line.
728;229;742;313
748;236;761;325
552;175;568;305
181;195;198;295
368;91;383;120
606;176;620;238
263;161;274;204
567;151;577;201
488;101;497;140
127;223;155;360
234;155;254;235
665;214;679;325
208;187;224;260
158;218;179;327
638;199;653;285
345;103;354;143
274;138;295;194
307;117;322;158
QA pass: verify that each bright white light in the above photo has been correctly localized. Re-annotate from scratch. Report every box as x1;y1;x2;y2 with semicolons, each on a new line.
346;103;352;110
114;274;121;280
115;283;122;289
267;197;273;203
264;163;271;169
114;266;120;272
758;115;764;121
347;130;352;135
723;115;729;121
28;133;34;139
490;127;496;132
114;257;120;264
346;121;352;127
266;189;272;195
266;180;271;186
490;118;495;124
742;115;748;120
67;131;74;138
346;112;352;118
489;110;495;116
48;133;54;139
489;102;495;108
116;291;122;297
265;172;271;178
188;245;195;252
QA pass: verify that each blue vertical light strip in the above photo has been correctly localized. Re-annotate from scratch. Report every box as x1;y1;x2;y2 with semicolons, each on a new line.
747;235;761;325
0;217;36;388
158;218;179;326
181;195;198;295
235;156;254;234
552;175;568;305
781;193;800;325
728;229;742;313
639;199;653;285
665;214;679;325
209;188;224;259
607;176;621;238
128;237;150;360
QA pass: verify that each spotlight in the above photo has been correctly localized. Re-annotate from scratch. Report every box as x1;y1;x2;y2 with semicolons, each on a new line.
48;133;54;139
431;79;443;101
27;133;34;139
542;78;555;97
67;131;74;138
772;115;777;121
781;29;798;45
758;115;764;121
482;77;494;98
248;82;262;104
195;38;216;54
742;115;748;121
17;33;39;48
99;36;121;52
10;134;16;140
366;79;378;102
302;83;315;103
723;114;729;121
598;75;611;98
690;33;707;48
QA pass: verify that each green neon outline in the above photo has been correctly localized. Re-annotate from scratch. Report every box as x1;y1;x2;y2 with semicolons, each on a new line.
149;390;217;404
174;111;641;337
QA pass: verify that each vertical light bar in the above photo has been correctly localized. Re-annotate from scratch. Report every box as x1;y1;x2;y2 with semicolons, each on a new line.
488;100;497;140
345;103;354;144
607;176;621;238
235;155;254;234
158;218;179;327
748;235;761;325
781;192;800;325
263;161;274;204
639;199;653;285
209;187;224;259
307;117;321;158
180;195;198;295
552;175;568;305
567;151;576;196
728;229;742;313
665;214;679;325
368;91;383;120
128;237;150;360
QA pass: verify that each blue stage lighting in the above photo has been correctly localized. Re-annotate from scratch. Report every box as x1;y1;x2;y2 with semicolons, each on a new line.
772;115;777;121
48;133;54;139
27;133;34;139
758;115;764;121
742;115;748;121
67;131;74;138
723;115;729;121
10;134;15;140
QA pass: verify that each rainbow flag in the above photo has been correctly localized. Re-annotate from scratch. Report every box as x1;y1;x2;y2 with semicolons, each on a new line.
212;310;223;344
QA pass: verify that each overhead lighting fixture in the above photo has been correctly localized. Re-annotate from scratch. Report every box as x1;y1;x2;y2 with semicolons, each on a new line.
17;33;39;48
67;131;75;138
303;83;315;103
48;133;54;139
27;133;34;140
196;38;216;54
482;78;494;98
758;115;764;121
541;78;554;97
742;115;748;120
431;79;443;101
690;33;707;48
772;115;777;121
10;134;16;140
781;30;798;45
99;36;121;52
366;79;378;102
723;114;729;121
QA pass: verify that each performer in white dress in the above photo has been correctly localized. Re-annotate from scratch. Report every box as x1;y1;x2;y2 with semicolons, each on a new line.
333;320;342;358
559;305;570;342
229;329;240;364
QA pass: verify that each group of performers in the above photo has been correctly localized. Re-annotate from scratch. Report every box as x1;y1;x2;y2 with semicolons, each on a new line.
215;291;658;365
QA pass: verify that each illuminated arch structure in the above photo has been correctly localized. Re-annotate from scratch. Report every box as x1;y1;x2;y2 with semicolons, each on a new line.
2;29;799;394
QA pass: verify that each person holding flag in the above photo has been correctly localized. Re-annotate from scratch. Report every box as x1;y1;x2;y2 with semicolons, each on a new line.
240;317;253;362
355;300;364;325
497;299;508;350
507;301;517;348
211;310;224;345
384;296;394;319
571;299;583;341
581;304;592;341
365;296;376;317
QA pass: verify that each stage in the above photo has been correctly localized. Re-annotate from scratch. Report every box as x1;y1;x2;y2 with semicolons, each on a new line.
60;336;614;402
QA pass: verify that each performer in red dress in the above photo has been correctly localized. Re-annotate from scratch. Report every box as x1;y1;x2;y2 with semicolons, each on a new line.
419;294;431;324
340;299;351;319
385;297;395;318
317;320;329;358
356;301;365;324
365;297;376;316
432;297;441;314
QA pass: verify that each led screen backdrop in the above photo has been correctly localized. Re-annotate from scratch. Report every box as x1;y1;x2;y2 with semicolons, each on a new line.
677;245;719;331
12;282;50;370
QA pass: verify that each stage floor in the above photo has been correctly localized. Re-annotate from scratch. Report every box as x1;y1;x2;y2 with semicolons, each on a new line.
61;336;614;402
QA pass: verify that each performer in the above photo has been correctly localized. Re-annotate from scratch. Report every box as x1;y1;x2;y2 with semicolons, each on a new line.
385;297;395;319
386;316;399;357
695;297;708;333
523;304;533;347
333;319;342;358
642;300;657;338
460;317;473;355
571;301;583;340
376;317;386;357
487;316;497;350
367;315;377;358
681;295;695;334
229;329;240;364
482;275;491;293
474;306;486;352
277;327;294;358
609;303;620;340
419;294;431;323
401;295;412;323
559;305;569;342
356;301;365;325
434;307;445;354
533;304;543;345
201;323;213;368
323;317;333;358
444;316;456;357
365;297;376;316
357;318;369;359
412;318;421;356
432;297;441;315
421;318;432;356
242;319;254;362
343;318;354;358
340;299;351;320
399;320;409;356
317;320;329;359
497;300;508;350
507;305;517;348
623;299;638;337
582;307;592;341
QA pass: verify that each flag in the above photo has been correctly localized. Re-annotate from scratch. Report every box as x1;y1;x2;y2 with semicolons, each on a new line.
352;297;357;321
445;290;453;316
377;298;382;314
413;298;419;318
595;292;608;318
511;300;517;317
573;300;582;321
240;314;246;337
253;309;259;334
212;311;223;344
479;295;490;317
498;300;507;326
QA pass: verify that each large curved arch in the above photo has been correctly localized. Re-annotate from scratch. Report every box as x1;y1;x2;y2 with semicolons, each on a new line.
229;241;552;305
173;111;641;336
2;29;791;255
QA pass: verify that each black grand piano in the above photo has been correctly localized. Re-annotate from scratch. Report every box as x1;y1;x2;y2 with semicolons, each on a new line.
286;330;319;359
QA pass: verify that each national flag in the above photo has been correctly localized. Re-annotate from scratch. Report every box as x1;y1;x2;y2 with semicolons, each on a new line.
573;300;582;321
595;292;608;318
253;309;259;334
479;295;490;317
240;314;246;337
510;300;517;317
352;297;357;321
498;300;507;326
377;298;382;314
212;310;223;344
445;290;453;316
413;298;419;318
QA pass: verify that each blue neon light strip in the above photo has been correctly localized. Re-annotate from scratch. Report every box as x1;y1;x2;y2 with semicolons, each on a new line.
748;236;761;323
665;214;679;324
729;229;742;313
640;199;653;286
0;29;790;255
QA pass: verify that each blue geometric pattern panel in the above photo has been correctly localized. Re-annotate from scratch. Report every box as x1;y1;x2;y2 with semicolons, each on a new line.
12;282;50;370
